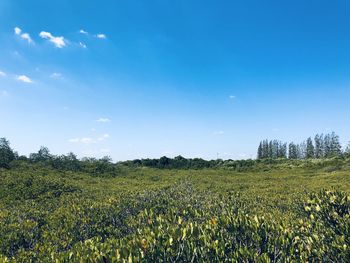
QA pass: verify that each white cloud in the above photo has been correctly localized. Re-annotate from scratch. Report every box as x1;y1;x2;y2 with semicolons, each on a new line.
100;148;110;153
69;134;109;144
95;33;106;39
0;71;6;77
17;75;33;83
14;27;21;35
97;133;110;141
14;27;33;44
39;31;66;48
79;42;87;48
50;72;62;79
69;137;95;145
96;118;111;123
20;33;33;44
79;29;88;35
229;95;236;99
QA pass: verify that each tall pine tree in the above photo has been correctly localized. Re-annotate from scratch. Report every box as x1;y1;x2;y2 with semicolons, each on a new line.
288;142;298;159
314;134;324;159
329;132;342;157
257;142;263;159
306;137;315;159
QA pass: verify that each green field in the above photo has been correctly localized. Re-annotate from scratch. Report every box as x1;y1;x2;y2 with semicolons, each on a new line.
1;161;350;262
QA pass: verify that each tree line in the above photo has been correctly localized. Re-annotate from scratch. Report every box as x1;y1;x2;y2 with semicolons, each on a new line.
257;132;350;159
0;137;116;174
1;133;350;172
0;138;219;172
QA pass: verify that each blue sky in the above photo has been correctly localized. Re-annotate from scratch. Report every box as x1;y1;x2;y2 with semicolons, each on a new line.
1;0;350;160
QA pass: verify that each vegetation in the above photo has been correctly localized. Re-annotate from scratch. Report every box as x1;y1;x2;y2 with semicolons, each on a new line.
257;132;346;160
1;137;350;261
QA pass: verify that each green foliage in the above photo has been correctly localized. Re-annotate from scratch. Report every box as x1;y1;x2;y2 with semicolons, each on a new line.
49;187;350;262
0;170;79;203
1;164;350;262
0;138;16;168
1;149;350;262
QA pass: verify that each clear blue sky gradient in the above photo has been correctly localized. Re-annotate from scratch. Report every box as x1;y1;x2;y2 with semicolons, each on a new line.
1;0;350;160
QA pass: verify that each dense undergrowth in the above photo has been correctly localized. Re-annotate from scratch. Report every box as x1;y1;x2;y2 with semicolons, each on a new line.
0;162;350;262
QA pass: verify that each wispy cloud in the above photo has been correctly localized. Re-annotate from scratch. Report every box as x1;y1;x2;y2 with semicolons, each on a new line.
14;27;34;44
69;133;110;144
229;95;236;99
79;42;87;48
50;72;62;79
97;133;110;141
17;75;33;83
96;118;111;123
79;29;88;35
20;33;33;44
39;31;66;48
0;71;6;77
95;33;106;39
79;30;106;41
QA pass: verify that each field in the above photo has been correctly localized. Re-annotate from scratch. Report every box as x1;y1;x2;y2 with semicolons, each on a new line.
1;161;350;262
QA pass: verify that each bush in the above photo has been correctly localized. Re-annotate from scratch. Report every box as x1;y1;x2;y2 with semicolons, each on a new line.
2;182;350;262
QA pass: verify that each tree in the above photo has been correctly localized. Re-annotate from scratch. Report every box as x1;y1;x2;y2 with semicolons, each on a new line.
257;142;263;159
259;140;269;159
173;155;188;168
329;132;342;157
279;142;288;159
257;140;287;159
52;152;81;171
324;134;331;158
298;142;306;159
268;141;273;159
0;138;15;168
101;156;113;163
314;134;324;159
306;137;315;159
288;142;298;159
262;140;269;159
30;146;52;162
345;142;350;157
271;140;279;159
158;156;170;168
